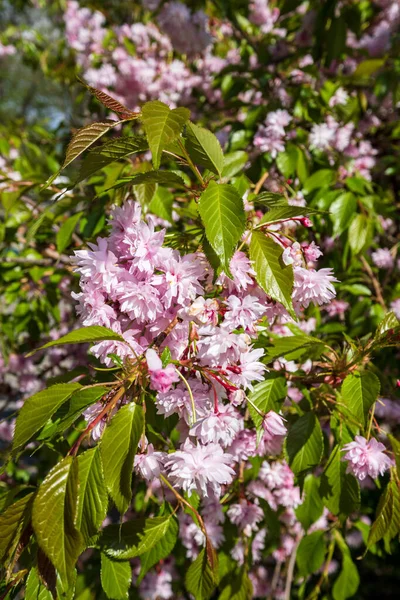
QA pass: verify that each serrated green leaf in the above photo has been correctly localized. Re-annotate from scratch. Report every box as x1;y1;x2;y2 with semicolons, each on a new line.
221;151;248;179
265;335;326;363
56;212;82;253
25;567;53;600
137;517;178;583
198;181;246;273
330;192;357;237
296;531;326;576
186;122;224;176
303;169;336;194
285;412;323;475
320;446;360;516
247;377;287;430
367;475;400;548
185;549;218;600
348;214;373;254
32;457;83;586
76;448;108;543
115;171;186;190
259;204;316;225
0;492;34;564
62;122;118;170
100;554;131;600
249;231;294;316
141;101;190;169
100;515;177;560
218;569;252;600
27;325;125;356
296;474;324;530
13;383;82;449
341;371;380;427
100;403;144;514
333;533;360;600
148;187;174;222
53;387;108;435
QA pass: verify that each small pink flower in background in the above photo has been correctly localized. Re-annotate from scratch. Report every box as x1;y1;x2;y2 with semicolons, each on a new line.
303;241;323;263
134;443;166;481
292;267;338;308
146;348;179;393
342;435;394;481
371;248;394;269
165;439;235;497
324;299;349;319
262;411;287;437
227;499;264;536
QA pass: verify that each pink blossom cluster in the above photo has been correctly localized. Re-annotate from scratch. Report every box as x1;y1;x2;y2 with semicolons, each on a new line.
64;0;232;109
71;198;343;504
342;435;393;481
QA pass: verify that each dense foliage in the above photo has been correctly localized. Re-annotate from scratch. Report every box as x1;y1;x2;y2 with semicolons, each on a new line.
1;1;400;599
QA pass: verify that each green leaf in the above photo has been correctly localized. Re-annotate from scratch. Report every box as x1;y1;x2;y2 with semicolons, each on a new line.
320;446;360;516
367;475;400;548
198;181;246;273
259;204;316;225
247;377;287;430
186;122;224;176
333;533;360;600
56;213;82;253
137;516;179;583
100;554;131;600
77;137;147;183
348;214;373;254
303;169;336;194
296;531;326;576
27;325;125;356
341;371;380;427
185;549;218;600
0;492;34;563
89;136;148;158
388;435;400;479
326;17;346;65
148;187;174;222
330;192;357;237
13;383;82;449
276;146;298;178
285;412;323;475
62;122;118;170
32;457;83;586
352;59;385;78
221;151;248;179
101;515;177;560
76;448;108;543
218;569;252;600
100;403;144;514
53;387;108;435
25;567;53;600
141;101;190;169
296;474;324;530
116;170;186;188
265;335;326;362
249;231;294;316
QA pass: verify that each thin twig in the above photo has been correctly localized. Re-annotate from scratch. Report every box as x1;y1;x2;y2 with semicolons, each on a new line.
360;256;386;309
284;535;302;600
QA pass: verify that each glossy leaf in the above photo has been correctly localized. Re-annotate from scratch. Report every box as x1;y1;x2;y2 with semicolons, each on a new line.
13;383;82;449
76;447;108;543
32;457;83;586
137;516;179;583
100;403;144;514
101;515;177;560
247;377;287;430
100;554;131;600
141;100;190;169
320;446;360;516
25;567;53;600
186;122;224;176
341;371;380;427
296;531;326;576
27;325;125;356
185;549;218;600
0;492;34;563
285;412;323;475
250;231;295;317
198;181;246;273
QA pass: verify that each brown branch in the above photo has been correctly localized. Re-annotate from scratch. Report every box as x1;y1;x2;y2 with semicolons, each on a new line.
360;256;386;309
